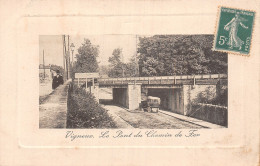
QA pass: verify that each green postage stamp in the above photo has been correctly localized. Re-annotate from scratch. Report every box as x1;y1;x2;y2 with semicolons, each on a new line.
214;7;255;55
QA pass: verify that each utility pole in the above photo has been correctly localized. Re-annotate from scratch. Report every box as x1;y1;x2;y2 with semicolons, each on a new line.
71;49;74;65
181;54;184;75
134;35;137;85
70;43;75;67
43;50;45;79
63;35;68;80
67;35;70;79
122;66;125;77
121;49;125;77
63;36;66;80
135;35;138;77
135;35;137;77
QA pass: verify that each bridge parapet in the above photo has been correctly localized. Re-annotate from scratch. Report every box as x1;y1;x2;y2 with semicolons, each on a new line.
99;74;227;87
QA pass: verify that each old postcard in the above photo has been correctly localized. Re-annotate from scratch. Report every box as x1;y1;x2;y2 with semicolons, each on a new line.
0;0;259;166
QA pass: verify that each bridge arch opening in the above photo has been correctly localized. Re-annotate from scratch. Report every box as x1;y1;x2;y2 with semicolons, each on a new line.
145;88;184;114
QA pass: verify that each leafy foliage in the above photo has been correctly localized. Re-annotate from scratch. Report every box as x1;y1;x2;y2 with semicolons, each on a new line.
67;83;117;128
192;86;228;106
124;55;139;77
210;88;228;106
138;35;227;76
108;48;125;77
193;86;217;104
99;65;110;77
108;48;139;78
71;39;99;78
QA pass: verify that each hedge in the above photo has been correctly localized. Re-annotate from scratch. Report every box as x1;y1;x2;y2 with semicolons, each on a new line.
67;83;117;128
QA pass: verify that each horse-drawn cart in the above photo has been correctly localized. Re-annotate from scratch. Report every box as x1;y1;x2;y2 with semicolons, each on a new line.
141;96;160;113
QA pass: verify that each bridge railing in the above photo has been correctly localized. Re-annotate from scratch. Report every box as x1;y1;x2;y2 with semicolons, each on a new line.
99;74;227;82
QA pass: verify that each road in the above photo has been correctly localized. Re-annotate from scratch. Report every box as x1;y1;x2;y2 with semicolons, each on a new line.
99;87;205;129
102;105;205;129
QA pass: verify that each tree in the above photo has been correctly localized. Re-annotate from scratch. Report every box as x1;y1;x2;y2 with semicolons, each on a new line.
99;65;110;77
124;55;139;77
108;48;125;77
72;39;99;78
108;48;140;78
137;35;227;77
139;57;164;76
191;35;228;74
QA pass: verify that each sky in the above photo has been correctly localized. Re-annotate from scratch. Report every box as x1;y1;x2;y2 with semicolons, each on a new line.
39;35;139;67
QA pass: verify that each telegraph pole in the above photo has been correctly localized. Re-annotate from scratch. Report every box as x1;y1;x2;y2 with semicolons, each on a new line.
70;43;75;67
63;35;68;80
122;67;125;77
67;35;71;79
135;35;138;77
43;50;45;79
121;48;125;77
63;36;66;79
71;49;74;65
134;35;137;85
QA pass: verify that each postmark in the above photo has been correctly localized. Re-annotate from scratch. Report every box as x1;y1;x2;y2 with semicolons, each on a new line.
214;7;255;56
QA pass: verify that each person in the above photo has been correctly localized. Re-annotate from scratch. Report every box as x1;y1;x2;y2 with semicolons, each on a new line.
224;13;248;50
52;70;64;90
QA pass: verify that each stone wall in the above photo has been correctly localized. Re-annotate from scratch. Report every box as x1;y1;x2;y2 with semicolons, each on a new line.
190;103;227;126
183;85;217;115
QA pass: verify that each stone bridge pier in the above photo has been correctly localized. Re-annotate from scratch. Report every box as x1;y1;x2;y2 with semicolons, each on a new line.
112;83;142;110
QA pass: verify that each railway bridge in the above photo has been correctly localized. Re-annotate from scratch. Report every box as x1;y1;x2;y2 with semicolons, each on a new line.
75;74;227;115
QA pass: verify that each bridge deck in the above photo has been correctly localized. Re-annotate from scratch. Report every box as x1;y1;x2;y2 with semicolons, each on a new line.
98;74;227;87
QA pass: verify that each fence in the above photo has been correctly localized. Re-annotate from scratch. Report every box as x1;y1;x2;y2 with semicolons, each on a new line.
188;103;228;126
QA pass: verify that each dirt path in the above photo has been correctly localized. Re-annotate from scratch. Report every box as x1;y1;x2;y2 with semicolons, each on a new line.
39;80;71;128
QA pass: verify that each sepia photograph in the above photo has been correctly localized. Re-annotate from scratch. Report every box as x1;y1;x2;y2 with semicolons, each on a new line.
39;35;228;129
